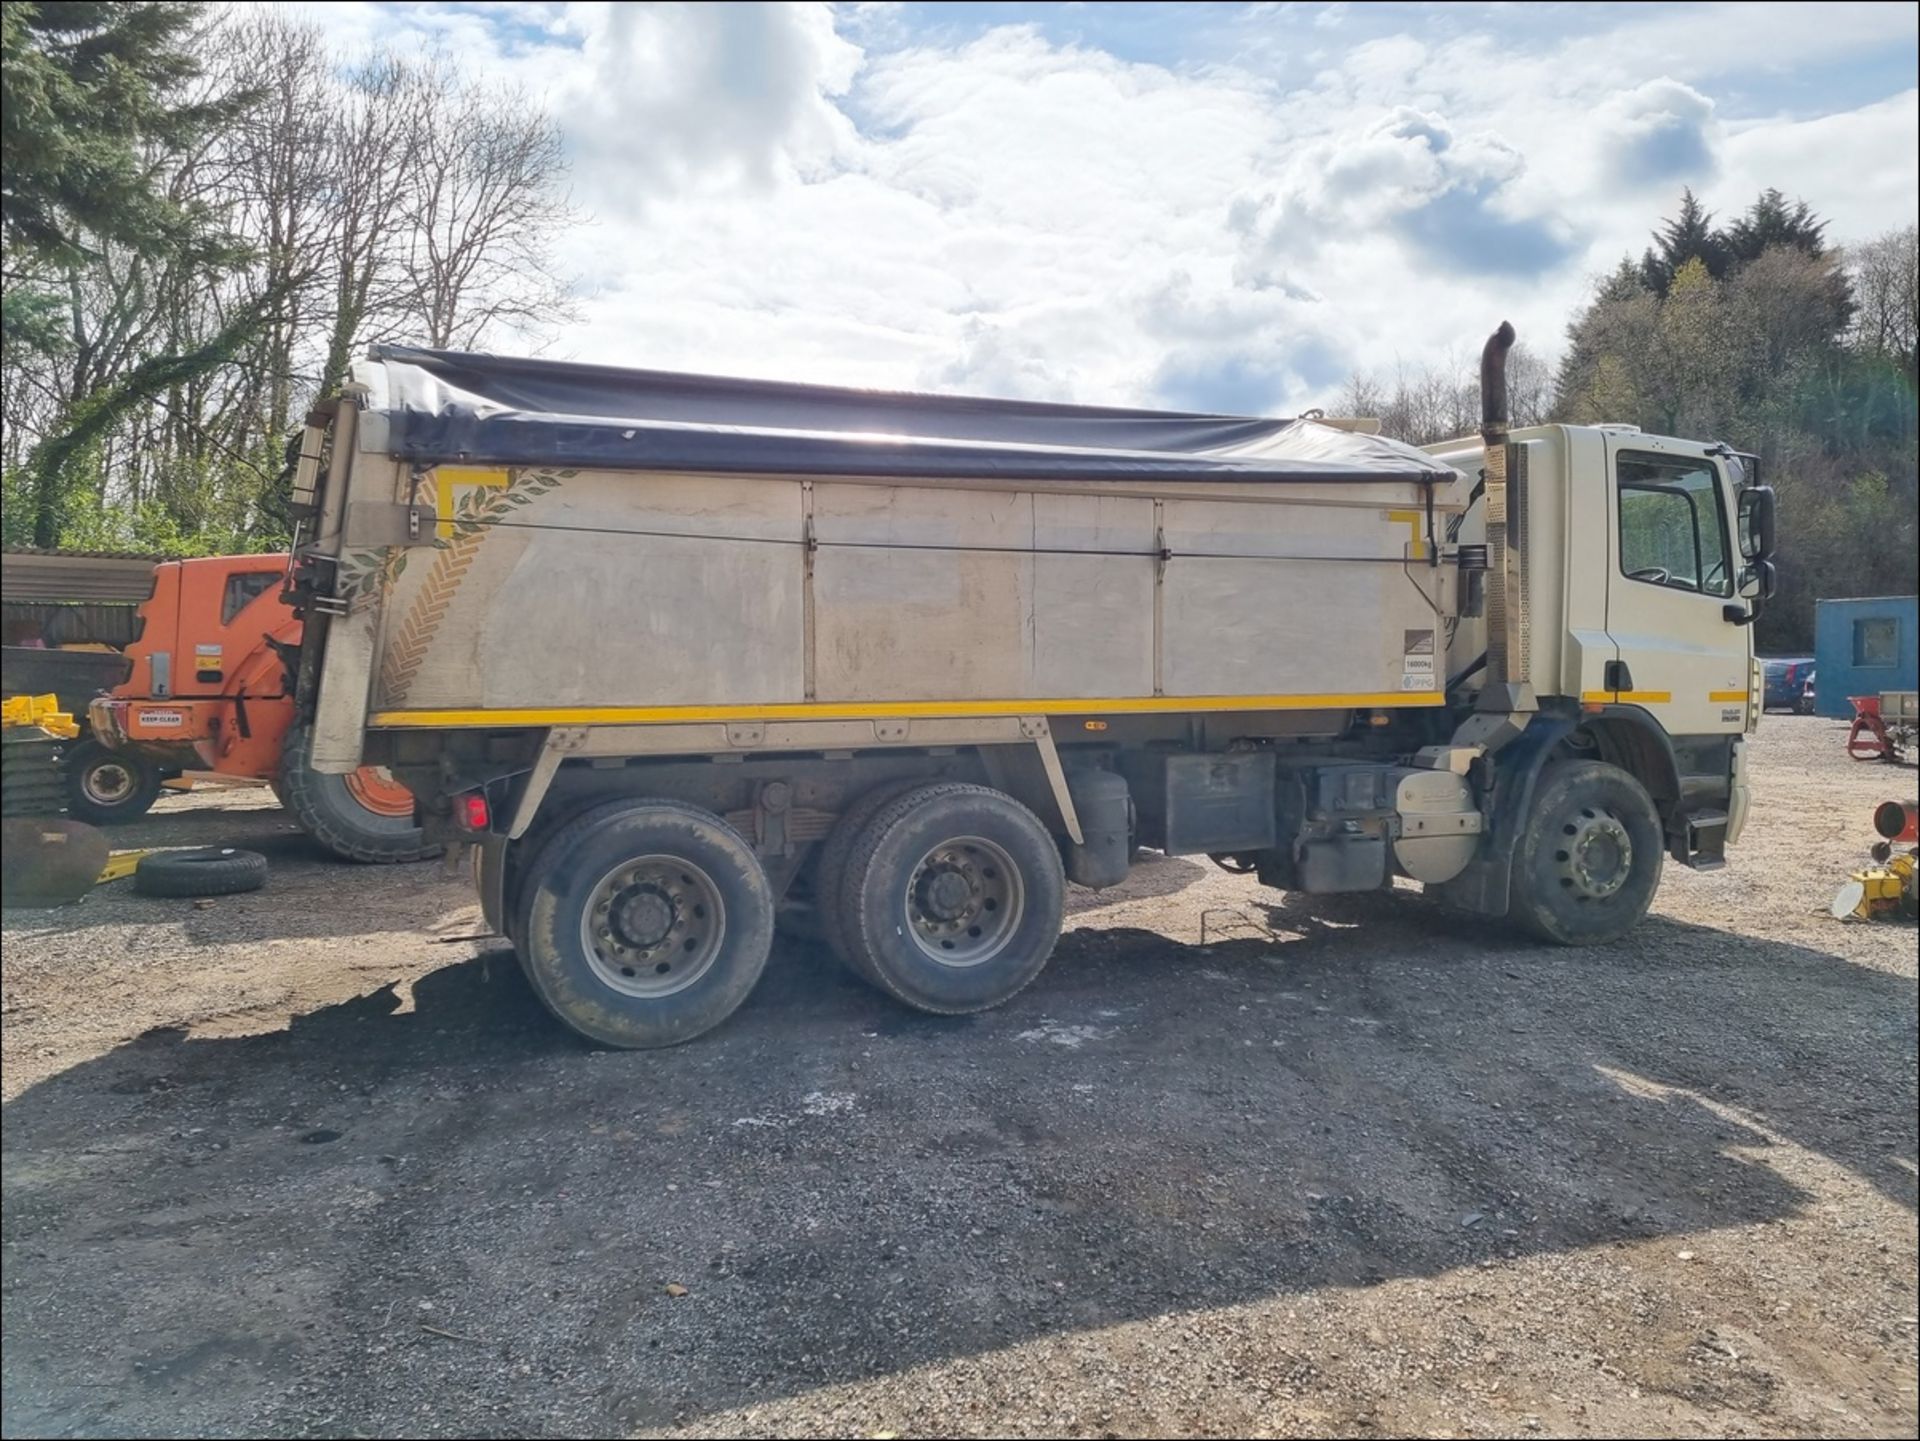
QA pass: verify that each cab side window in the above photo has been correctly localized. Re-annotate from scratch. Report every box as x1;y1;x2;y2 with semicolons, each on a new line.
221;570;282;624
1617;453;1731;598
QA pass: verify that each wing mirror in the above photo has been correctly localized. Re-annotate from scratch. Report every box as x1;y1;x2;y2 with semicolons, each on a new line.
1737;485;1776;562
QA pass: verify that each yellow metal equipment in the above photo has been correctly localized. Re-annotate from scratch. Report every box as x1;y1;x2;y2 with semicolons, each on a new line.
1831;850;1918;921
96;850;153;885
1;693;79;739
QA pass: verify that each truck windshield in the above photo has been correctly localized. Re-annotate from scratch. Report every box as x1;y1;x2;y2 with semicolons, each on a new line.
1617;453;1731;597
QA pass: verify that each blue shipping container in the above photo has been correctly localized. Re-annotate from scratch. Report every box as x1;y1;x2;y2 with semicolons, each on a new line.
1811;595;1919;719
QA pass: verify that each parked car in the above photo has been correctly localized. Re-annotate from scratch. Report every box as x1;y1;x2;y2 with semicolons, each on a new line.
1762;655;1816;711
1799;668;1817;714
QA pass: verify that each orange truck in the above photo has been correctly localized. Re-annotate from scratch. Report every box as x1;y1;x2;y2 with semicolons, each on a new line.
77;555;433;861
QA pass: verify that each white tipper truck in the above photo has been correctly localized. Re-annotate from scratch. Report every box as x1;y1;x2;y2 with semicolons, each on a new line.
284;324;1778;1047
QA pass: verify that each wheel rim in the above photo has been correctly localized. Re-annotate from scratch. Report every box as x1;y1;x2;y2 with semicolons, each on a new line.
84;760;136;805
343;766;415;819
901;834;1024;967
1554;805;1634;901
580;854;726;997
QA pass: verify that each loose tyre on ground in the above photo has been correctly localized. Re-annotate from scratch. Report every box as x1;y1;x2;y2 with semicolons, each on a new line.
133;847;268;898
1510;759;1664;945
64;739;163;824
278;722;439;863
841;782;1065;1014
516;799;776;1048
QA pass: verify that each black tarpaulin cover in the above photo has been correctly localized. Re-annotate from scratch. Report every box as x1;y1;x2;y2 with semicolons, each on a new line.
363;345;1456;484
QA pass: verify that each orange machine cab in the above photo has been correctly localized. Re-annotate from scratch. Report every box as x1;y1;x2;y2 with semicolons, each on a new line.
95;555;300;778
78;556;429;858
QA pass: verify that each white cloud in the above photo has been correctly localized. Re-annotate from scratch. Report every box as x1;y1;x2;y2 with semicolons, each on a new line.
568;2;861;204
308;1;1919;415
1596;79;1721;190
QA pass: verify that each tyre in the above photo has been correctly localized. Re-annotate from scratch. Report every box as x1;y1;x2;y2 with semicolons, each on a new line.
813;777;923;980
1510;760;1663;945
517;800;775;1048
278;722;439;863
64;740;163;824
842;783;1065;1014
133;847;268;898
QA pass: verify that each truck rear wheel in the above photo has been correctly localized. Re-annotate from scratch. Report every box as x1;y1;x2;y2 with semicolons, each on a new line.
278;723;439;864
65;739;163;824
813;778;922;980
517;800;774;1048
842;783;1064;1014
1511;760;1663;945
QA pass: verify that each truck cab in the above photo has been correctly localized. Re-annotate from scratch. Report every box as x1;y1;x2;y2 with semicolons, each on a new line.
1426;418;1772;873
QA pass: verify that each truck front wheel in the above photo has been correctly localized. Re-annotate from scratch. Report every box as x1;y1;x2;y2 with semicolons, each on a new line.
842;783;1065;1014
517;800;775;1048
65;740;163;824
278;723;439;864
1511;760;1664;945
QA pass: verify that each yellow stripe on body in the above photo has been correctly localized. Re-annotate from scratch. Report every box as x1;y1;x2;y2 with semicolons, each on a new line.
370;691;1448;729
1581;690;1674;705
1707;689;1748;703
1385;509;1427;560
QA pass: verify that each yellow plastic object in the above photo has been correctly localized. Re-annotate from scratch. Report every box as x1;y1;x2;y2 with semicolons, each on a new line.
1832;852;1917;920
1;693;79;739
96;850;152;885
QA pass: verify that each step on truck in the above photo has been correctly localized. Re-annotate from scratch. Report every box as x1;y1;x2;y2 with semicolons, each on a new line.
285;324;1778;1047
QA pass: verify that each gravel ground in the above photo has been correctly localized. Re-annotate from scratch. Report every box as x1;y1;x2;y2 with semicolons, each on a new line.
2;715;1915;1439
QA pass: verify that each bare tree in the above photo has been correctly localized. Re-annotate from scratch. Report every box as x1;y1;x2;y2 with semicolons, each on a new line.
398;64;577;351
1328;344;1549;446
1;10;582;552
1849;224;1919;377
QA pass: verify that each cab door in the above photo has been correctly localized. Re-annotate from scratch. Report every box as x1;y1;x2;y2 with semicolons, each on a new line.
1601;437;1750;736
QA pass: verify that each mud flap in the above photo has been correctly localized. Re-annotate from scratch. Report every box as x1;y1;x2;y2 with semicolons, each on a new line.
1434;712;1576;917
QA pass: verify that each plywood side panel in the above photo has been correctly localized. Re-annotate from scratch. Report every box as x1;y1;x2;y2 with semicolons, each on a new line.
813;547;1034;701
1161;558;1434;697
1162;498;1415;560
1033;553;1155;696
391;528;805;710
814;483;1033;549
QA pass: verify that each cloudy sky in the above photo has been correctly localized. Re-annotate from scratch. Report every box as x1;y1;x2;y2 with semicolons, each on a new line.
306;0;1917;414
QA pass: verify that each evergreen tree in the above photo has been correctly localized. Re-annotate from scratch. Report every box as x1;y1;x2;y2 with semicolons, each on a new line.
1723;187;1829;267
0;2;229;263
1639;188;1727;295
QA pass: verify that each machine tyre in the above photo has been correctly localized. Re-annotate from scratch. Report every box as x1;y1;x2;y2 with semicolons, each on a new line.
842;783;1064;1014
1511;760;1663;946
278;723;439;864
517;800;774;1048
64;740;164;824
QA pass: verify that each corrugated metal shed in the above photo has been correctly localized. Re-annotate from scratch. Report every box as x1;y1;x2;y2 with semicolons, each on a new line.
1812;595;1919;718
0;546;160;604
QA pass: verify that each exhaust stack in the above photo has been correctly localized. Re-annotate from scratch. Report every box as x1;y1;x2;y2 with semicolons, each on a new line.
1477;321;1525;707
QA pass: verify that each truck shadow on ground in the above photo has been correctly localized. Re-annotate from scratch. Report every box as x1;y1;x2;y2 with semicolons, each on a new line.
2;903;1914;1436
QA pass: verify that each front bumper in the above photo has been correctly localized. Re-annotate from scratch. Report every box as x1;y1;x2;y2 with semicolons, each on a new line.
87;697;216;768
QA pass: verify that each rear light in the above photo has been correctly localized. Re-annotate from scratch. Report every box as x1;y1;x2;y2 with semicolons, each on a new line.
460;791;491;831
